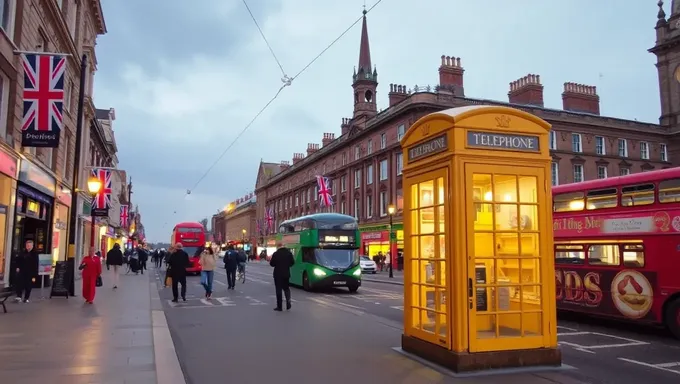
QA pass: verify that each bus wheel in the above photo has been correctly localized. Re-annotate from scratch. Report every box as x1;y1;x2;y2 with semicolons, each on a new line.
348;286;358;293
302;272;311;291
665;299;680;339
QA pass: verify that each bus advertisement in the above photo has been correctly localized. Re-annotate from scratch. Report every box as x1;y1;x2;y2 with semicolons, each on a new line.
552;168;680;338
277;213;362;293
171;222;206;275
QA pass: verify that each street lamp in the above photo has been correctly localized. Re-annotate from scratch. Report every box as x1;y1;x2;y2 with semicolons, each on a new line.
242;228;247;247
388;204;396;278
87;176;102;255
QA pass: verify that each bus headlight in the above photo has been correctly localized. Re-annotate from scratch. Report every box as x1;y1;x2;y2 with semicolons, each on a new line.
353;268;361;276
313;268;327;277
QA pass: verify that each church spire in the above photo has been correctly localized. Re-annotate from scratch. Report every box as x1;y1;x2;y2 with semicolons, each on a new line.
352;8;378;119
357;9;372;76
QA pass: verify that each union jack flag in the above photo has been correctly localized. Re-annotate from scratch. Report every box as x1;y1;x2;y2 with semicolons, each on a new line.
265;208;274;233
21;54;66;139
256;219;262;235
91;168;112;210
120;205;129;228
316;175;333;207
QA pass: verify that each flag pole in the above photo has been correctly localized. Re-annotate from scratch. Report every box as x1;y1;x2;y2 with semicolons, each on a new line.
66;54;87;297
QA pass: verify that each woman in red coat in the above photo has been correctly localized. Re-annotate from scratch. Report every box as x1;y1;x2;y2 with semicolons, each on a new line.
80;247;102;304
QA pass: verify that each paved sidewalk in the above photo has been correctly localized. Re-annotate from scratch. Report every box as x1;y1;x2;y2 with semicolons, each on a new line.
363;269;404;285
0;266;183;384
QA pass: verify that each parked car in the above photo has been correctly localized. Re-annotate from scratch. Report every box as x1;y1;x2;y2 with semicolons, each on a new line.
360;256;377;274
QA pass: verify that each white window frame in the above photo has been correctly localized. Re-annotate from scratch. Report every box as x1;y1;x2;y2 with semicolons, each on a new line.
618;139;628;157
640;141;649;160
380;133;386;149
379;191;387;217
0;0;17;41
354;170;361;189
341;175;347;192
340;201;346;214
595;136;605;155
353;198;360;219
661;143;668;162
354;145;360;160
396;153;403;175
549;131;556;150
0;71;9;142
597;165;607;179
551;162;559;186
367;139;372;155
397;124;405;141
295;194;298;207
571;133;582;153
573;164;584;183
620;168;630;176
366;195;372;218
379;159;388;181
366;164;373;185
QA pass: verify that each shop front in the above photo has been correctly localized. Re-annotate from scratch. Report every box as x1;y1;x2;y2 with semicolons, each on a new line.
80;200;102;258
262;236;277;259
100;225;115;255
11;159;56;288
0;146;18;285
359;224;404;268
52;186;71;264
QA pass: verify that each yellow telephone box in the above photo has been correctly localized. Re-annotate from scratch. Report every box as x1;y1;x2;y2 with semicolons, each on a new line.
400;105;561;372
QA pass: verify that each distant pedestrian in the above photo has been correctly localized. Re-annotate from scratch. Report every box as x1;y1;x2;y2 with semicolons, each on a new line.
199;247;217;298
106;243;124;289
269;244;295;311
223;245;239;289
167;243;190;302
137;245;148;274
80;247;102;304
13;240;39;303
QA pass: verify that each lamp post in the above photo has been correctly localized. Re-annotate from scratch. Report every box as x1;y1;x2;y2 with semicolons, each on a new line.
242;228;247;248
87;176;102;255
388;204;396;278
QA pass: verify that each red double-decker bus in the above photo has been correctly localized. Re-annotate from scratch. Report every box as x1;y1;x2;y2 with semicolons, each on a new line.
552;168;680;338
171;222;206;275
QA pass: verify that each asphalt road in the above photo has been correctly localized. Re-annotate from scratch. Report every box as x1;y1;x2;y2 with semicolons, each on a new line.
155;262;680;383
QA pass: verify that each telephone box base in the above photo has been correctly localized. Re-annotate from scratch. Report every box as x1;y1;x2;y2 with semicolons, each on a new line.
401;334;562;373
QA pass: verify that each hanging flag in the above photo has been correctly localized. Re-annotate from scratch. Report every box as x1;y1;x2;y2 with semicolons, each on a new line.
265;208;274;234
120;204;129;228
316;175;333;207
21;53;66;148
91;168;112;217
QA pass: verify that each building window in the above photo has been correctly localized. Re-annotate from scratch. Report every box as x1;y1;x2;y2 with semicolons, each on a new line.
571;133;582;153
379;191;387;216
295;194;299;207
354;169;361;189
0;72;8;142
397;124;405;141
340;201;346;214
341;175;347;192
379;159;388;181
307;189;310;203
640;141;649;160
661;143;668;162
342;152;347;165
366;195;373;218
0;0;16;40
597;165;608;179
573;164;584;183
618;139;628;157
595;136;605;155
396;153;403;175
354;145;360;160
366;164;373;185
313;186;317;200
551;162;559;186
620;168;630;176
549;131;556;150
354;198;360;219
367;139;373;155
380;133;386;149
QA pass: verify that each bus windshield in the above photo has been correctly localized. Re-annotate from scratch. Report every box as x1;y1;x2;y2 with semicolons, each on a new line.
183;246;203;258
314;248;358;270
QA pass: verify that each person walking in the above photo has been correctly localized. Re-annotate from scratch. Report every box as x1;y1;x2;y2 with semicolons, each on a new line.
223;245;239;289
106;243;124;289
13;240;39;303
199;247;217;298
269;244;295;311
80;247;102;304
167;243;190;302
137;245;148;274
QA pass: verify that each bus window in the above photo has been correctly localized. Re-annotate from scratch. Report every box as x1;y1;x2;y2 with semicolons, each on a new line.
622;244;645;268
554;244;585;264
554;192;585;212
178;227;203;233
659;178;680;203
587;244;620;266
586;188;618;210
621;184;655;207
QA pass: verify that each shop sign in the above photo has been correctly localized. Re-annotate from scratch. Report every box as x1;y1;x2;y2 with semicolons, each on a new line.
553;210;680;237
466;131;540;152
408;134;448;162
54;218;67;230
361;231;387;242
57;187;72;207
19;159;56;196
0;147;17;178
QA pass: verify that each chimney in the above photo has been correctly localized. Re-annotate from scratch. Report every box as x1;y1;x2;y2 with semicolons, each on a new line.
508;74;544;107
306;143;320;156
322;133;335;147
341;118;351;135
388;84;408;107
292;153;304;165
280;160;290;169
438;55;465;96
562;82;600;115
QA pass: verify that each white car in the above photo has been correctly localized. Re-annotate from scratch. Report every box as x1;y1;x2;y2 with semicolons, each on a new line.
360;256;377;274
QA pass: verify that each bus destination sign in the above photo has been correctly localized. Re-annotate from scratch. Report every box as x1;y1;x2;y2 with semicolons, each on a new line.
466;131;540;152
282;234;300;244
408;134;448;162
321;235;352;243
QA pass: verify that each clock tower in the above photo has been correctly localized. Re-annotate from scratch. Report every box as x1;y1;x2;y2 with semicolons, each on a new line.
650;1;680;132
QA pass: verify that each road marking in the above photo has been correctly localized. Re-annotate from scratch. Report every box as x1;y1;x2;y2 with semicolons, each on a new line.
214;279;226;286
245;296;267;306
557;331;591;336
390;306;404;311
214;297;236;306
558;342;597;354
199;299;214;306
656;362;680;368
557;325;578;331
557;331;649;351
335;301;364;310
310;297;364;316
619;358;680;375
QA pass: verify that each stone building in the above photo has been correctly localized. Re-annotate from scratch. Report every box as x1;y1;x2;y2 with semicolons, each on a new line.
212;194;258;248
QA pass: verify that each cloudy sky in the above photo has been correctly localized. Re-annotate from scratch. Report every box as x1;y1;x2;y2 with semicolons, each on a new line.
94;0;664;242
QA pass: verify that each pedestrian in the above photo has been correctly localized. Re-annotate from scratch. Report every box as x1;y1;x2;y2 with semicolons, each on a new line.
13;239;39;303
199;247;217;298
167;243;190;302
80;247;102;304
223;245;239;289
137;245;148;274
269;243;295;311
106;243;124;289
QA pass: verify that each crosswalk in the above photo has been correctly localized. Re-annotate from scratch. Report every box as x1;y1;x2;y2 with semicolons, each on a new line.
167;294;298;309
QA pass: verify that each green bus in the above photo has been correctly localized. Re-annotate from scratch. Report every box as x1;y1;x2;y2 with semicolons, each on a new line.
277;213;362;293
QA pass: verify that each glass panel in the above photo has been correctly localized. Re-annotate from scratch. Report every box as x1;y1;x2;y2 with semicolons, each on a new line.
521;285;542;310
494;174;517;202
476;314;497;339
554;191;585;212
411;184;419;209
588;244;620;266
659;179;680;203
411;283;420;307
434;287;447;312
473;232;495;258
496;233;519;257
518;176;537;203
435;260;447;286
421;260;435;284
410;210;419;235
420;207;435;234
419;236;435;259
522;312;542;336
520;258;541;284
438;235;446;260
518;205;538;231
498;313;521;337
621;184;654;206
587;188;618;210
495;204;517;230
411;236;419;259
437;177;445;204
411;260;421;284
555;244;585;264
424;286;436;310
623;244;645;267
436;205;445;232
437;321;448;340
419;180;434;207
423;310;436;334
473;203;494;230
496;285;516;312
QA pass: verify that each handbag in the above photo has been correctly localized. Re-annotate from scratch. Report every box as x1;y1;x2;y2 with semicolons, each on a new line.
95;276;103;287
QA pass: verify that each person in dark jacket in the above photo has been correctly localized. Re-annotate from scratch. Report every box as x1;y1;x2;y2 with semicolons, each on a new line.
270;245;295;311
137;245;148;274
223;245;239;289
106;243;124;289
14;240;39;303
167;243;190;302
